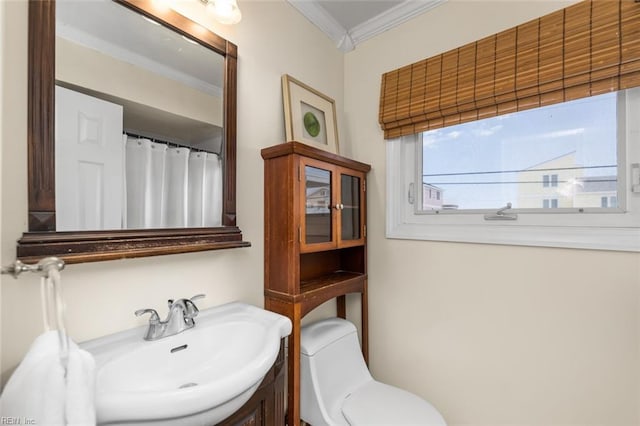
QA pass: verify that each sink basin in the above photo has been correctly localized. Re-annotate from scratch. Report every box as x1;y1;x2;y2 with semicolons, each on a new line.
81;302;292;425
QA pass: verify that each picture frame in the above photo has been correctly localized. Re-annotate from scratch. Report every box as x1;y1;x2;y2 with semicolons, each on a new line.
282;74;339;154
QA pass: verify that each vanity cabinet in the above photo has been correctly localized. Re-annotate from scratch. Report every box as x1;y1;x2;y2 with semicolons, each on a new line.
219;341;286;426
261;142;371;426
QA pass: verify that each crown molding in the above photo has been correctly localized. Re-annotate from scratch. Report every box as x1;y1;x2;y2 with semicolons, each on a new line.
349;0;446;47
286;0;446;52
286;0;346;47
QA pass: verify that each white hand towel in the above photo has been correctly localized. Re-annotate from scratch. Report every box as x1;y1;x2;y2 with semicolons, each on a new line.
65;340;96;425
0;331;66;424
0;331;97;426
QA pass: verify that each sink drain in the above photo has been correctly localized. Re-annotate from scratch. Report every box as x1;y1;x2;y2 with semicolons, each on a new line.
179;382;198;389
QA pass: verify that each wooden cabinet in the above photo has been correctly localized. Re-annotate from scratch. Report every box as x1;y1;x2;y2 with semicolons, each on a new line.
261;142;371;426
219;341;286;426
298;156;366;252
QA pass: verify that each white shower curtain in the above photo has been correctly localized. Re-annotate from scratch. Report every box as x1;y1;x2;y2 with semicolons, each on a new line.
163;147;190;228
147;142;167;228
188;152;222;227
125;137;150;229
204;153;223;227
188;151;206;227
123;135;222;229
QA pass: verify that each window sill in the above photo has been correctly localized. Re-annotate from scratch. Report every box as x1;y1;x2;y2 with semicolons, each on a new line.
386;137;640;253
386;221;640;252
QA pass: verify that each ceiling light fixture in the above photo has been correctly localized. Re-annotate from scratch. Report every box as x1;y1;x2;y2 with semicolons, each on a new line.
200;0;242;25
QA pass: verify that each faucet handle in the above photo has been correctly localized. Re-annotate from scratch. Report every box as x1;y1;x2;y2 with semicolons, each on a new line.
185;294;205;318
135;308;160;324
167;294;204;308
190;294;206;302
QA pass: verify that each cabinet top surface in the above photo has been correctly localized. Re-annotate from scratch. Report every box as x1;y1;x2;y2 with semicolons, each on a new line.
261;142;371;173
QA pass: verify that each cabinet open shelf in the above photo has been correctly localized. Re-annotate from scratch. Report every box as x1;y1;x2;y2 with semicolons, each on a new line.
264;271;366;315
300;270;364;291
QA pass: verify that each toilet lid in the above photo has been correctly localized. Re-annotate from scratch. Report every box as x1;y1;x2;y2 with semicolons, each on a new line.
341;381;446;426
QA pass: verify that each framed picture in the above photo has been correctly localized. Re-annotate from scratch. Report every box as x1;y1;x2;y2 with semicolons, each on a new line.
282;74;339;154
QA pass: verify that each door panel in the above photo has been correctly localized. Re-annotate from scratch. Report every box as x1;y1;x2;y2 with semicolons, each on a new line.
304;165;332;244
300;158;336;253
55;86;124;231
339;173;361;241
336;168;366;247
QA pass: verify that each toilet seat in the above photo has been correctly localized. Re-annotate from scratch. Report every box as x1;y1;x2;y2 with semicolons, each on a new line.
341;381;446;426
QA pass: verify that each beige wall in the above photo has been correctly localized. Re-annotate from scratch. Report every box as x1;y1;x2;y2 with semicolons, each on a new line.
56;37;223;126
0;0;342;381
345;1;640;425
2;0;639;424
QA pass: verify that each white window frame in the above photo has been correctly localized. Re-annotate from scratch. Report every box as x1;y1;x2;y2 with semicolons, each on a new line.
386;88;640;252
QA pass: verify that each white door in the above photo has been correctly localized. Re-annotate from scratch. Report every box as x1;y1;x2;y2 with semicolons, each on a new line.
55;86;124;231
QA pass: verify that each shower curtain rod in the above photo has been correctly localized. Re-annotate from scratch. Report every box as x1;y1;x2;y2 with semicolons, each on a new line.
124;131;220;155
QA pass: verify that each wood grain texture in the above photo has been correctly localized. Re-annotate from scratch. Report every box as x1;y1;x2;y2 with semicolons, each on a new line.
21;0;247;262
17;227;250;264
223;48;238;226
218;341;286;426
262;142;370;426
28;0;56;231
379;0;640;138
261;142;371;173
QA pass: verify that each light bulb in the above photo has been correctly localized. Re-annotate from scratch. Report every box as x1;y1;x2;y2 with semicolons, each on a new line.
206;0;242;25
151;0;172;13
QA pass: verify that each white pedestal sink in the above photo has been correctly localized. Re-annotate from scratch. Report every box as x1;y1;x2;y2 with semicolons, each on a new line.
81;302;292;425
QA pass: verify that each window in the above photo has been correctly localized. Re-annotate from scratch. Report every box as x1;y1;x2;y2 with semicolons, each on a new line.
543;199;559;209
420;93;618;213
386;88;640;252
541;174;558;188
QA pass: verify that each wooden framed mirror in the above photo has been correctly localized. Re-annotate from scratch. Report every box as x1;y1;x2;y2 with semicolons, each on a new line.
17;0;249;264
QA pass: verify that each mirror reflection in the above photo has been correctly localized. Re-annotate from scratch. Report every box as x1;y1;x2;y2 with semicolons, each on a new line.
55;0;225;231
305;166;332;244
340;174;360;240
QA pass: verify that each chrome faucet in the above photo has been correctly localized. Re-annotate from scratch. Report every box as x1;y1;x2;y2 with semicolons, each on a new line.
135;294;205;341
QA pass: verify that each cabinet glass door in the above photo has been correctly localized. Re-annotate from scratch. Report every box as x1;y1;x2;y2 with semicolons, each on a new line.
340;173;361;241
305;166;332;244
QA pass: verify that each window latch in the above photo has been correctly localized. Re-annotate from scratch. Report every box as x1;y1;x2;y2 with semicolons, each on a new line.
484;202;518;221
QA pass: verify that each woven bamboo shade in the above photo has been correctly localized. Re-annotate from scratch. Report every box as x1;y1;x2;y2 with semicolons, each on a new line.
379;0;640;139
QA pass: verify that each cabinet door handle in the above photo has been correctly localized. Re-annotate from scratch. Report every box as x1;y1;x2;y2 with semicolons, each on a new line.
334;204;344;210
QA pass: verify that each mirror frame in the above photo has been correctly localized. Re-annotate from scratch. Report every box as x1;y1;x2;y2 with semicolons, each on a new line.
17;0;250;264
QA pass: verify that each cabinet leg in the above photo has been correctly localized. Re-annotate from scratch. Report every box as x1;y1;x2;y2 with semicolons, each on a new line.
336;295;346;319
287;305;302;426
361;281;369;365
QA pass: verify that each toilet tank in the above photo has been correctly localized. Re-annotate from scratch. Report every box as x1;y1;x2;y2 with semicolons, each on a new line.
300;318;372;426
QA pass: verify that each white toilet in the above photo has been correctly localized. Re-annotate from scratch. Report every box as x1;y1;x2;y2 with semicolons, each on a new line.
300;318;446;426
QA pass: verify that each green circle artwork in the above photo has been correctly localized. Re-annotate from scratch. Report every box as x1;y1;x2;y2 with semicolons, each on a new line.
303;112;321;137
